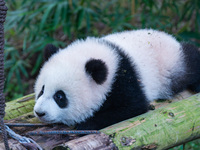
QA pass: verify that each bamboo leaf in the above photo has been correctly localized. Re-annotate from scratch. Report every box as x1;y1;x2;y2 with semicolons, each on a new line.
54;3;63;29
76;8;85;30
40;3;56;30
31;54;42;76
19;63;29;78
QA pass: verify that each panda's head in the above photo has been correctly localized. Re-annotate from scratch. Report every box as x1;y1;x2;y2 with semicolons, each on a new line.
34;40;118;126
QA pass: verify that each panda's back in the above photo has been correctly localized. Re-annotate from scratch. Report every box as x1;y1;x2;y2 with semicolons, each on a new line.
103;29;185;101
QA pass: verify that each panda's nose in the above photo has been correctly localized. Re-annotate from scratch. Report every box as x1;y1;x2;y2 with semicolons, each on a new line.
35;111;46;117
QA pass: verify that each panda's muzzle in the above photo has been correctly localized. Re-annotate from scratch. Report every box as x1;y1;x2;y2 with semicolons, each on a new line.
35;111;46;117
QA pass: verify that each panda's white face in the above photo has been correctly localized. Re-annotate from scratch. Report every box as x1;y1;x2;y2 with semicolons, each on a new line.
34;39;119;126
34;62;91;125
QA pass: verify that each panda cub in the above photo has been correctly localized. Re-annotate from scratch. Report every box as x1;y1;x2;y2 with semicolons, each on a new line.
34;29;200;130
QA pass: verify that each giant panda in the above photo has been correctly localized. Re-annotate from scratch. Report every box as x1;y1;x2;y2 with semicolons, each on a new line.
34;29;200;130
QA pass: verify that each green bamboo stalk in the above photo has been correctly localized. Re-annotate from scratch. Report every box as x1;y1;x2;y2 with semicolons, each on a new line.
4;93;35;120
101;93;200;150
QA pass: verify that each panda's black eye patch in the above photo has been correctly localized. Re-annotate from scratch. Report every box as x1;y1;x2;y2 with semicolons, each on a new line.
37;85;45;99
53;90;68;108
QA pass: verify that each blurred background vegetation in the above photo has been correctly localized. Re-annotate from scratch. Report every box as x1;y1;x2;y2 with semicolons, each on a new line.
3;0;200;149
4;0;200;101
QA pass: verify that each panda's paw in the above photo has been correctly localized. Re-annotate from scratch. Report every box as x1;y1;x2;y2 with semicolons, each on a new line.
76;122;98;130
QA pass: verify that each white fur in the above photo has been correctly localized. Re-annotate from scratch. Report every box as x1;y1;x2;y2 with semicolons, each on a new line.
103;29;185;100
34;38;119;125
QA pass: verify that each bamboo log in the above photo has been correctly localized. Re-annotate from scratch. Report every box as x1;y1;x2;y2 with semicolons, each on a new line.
58;133;118;150
55;93;200;150
4;91;192;121
4;93;35;120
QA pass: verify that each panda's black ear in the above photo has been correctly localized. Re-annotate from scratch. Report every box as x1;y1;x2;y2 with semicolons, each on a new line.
44;44;59;61
85;59;108;85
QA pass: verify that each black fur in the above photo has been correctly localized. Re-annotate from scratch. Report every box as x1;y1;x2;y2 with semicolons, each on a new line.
85;59;108;84
37;85;44;99
168;42;200;95
77;40;149;130
44;44;59;61
53;90;68;108
181;43;200;93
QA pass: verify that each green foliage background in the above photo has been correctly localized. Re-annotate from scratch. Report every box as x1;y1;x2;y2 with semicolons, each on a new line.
3;0;200;149
4;0;200;100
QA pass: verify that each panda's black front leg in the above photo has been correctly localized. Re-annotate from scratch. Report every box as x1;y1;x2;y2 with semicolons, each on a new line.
76;101;149;130
76;114;116;130
76;118;99;130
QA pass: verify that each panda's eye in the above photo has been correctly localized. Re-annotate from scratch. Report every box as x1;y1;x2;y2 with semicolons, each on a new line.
37;85;45;99
53;90;68;108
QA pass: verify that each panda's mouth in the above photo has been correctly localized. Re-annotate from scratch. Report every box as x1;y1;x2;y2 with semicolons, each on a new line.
35;113;57;123
38;117;57;124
